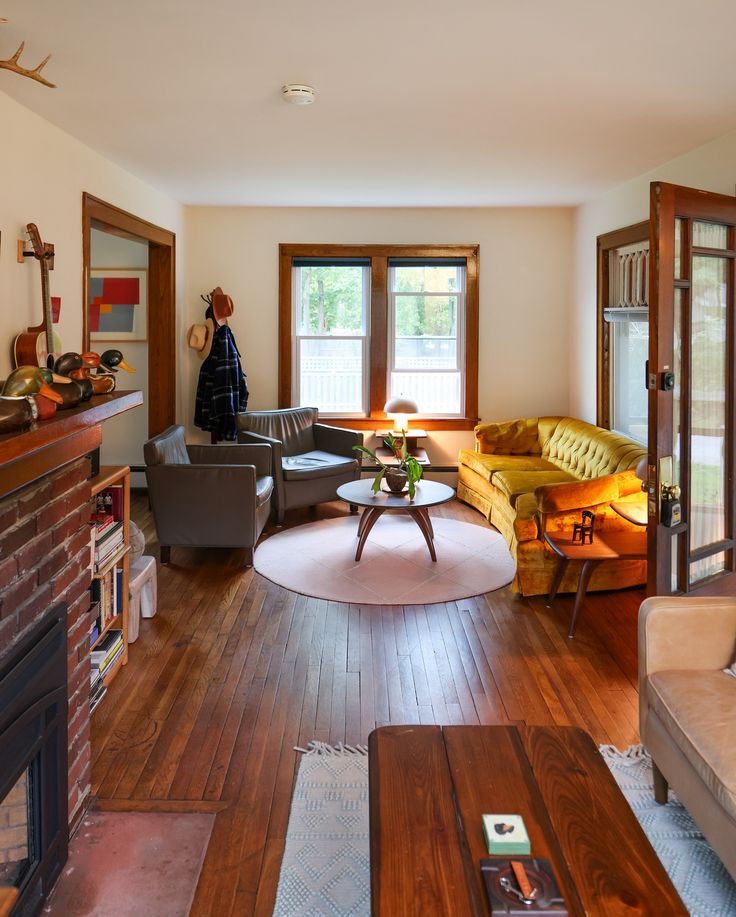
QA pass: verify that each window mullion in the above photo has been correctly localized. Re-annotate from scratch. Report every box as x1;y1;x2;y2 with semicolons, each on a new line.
370;256;389;416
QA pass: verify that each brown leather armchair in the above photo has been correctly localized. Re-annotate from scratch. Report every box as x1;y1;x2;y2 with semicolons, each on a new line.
144;425;273;566
237;407;362;524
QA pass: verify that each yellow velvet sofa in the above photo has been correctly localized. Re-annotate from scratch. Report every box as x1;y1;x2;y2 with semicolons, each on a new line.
457;416;647;596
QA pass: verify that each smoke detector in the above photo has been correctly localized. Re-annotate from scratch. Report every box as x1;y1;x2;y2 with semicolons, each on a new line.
282;84;316;105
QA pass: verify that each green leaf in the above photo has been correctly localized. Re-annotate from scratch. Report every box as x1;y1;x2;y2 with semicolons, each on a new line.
371;468;385;493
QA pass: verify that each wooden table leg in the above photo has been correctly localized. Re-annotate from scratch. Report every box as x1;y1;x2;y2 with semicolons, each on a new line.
356;507;384;560
567;559;601;638
411;508;437;561
546;557;569;608
357;507;370;538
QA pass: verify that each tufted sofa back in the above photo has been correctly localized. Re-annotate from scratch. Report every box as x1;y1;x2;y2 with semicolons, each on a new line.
540;416;646;479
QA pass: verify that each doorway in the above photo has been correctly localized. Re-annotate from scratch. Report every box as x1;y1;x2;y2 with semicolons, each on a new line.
648;182;736;596
82;194;176;471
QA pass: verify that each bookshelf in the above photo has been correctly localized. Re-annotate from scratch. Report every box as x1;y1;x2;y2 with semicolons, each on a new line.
89;465;130;712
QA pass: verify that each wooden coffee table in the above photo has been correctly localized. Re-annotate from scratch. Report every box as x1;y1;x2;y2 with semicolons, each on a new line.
369;725;686;916
544;530;647;637
336;479;454;562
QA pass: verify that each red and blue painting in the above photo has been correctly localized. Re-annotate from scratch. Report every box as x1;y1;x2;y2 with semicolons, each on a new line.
89;270;147;341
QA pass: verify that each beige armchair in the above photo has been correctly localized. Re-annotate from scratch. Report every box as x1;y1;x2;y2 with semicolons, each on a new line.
639;595;736;879
237;407;362;524
144;425;273;566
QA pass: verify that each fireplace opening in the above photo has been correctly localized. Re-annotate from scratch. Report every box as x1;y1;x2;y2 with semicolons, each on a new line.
0;603;68;917
0;768;37;888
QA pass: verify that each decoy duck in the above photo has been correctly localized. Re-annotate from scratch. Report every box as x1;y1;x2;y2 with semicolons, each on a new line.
94;349;135;393
78;352;115;395
52;352;93;401
0;366;64;433
99;349;135;374
54;351;84;377
48;377;85;409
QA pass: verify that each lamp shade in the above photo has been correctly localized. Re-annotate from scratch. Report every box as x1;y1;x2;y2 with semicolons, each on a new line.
383;396;418;415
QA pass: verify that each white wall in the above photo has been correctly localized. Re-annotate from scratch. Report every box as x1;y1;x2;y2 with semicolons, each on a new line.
572;128;736;421
184;206;574;463
0;90;184;455
89;230;149;477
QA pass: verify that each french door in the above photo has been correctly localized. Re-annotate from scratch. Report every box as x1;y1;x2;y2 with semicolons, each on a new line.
648;182;736;595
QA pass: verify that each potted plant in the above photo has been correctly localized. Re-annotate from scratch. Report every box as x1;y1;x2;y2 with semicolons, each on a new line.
353;434;424;499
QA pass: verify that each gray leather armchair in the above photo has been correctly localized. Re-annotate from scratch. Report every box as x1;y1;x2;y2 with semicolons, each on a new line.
144;425;273;566
237;407;363;524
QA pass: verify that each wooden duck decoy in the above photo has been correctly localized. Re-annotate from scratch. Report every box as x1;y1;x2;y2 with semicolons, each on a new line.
100;349;135;374
95;349;135;392
0;366;64;433
33;368;67;420
79;352;115;395
51;351;90;400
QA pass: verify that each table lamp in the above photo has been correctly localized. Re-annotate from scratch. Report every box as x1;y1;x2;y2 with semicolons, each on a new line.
384;396;418;436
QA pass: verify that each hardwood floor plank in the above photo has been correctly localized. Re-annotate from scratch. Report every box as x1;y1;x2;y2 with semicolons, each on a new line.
91;495;648;915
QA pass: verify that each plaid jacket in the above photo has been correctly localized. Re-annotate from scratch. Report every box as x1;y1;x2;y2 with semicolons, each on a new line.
194;324;249;441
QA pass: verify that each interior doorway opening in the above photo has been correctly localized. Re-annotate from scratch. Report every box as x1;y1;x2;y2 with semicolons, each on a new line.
82;193;176;465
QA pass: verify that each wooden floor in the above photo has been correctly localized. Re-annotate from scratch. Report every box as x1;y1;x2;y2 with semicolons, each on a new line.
91;495;645;916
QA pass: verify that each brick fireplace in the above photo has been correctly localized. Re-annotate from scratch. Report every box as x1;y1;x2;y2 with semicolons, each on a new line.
0;392;142;865
0;457;93;825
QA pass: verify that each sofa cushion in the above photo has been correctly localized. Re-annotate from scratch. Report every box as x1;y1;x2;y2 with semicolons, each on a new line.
543;417;645;479
282;450;357;481
475;417;543;455
648;670;736;820
459;449;558;483
493;469;576;507
255;476;274;507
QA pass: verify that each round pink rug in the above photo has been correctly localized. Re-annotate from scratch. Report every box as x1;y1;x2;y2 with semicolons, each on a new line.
254;515;515;605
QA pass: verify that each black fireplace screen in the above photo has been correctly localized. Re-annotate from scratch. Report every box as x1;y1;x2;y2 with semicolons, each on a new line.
0;603;67;916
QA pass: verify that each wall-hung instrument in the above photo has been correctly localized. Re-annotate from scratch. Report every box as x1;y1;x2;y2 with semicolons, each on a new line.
13;223;63;369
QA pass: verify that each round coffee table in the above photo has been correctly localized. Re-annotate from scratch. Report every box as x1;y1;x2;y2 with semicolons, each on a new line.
336;478;455;562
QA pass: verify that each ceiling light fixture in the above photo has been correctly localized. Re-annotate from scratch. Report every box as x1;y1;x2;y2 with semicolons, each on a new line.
282;83;316;105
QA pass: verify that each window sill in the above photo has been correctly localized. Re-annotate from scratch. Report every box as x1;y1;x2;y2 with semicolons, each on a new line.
317;417;479;432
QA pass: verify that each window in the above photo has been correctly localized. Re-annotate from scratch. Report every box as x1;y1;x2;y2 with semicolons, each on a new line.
293;260;370;415
389;261;465;416
280;245;479;429
597;223;649;445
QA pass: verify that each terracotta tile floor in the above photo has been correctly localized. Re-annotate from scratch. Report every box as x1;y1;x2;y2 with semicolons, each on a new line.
45;812;213;916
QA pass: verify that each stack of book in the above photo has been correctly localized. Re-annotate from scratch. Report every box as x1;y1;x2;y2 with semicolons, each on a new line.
90;566;123;629
92;517;125;572
91;630;125;689
90;664;107;713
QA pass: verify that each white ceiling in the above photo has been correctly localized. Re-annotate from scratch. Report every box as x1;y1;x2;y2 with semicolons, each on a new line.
3;0;736;207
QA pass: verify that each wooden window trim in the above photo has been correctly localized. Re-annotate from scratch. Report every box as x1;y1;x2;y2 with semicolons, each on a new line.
596;220;649;429
279;243;479;430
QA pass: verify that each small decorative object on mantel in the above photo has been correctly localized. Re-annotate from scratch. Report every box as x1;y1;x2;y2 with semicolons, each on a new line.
0;21;55;88
0;366;64;433
353;433;424;499
572;510;595;544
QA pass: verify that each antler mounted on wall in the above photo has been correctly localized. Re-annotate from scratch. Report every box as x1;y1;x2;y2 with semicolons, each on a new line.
0;21;56;88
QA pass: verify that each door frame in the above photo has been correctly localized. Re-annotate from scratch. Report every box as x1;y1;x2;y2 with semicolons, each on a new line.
648;180;736;596
82;193;176;437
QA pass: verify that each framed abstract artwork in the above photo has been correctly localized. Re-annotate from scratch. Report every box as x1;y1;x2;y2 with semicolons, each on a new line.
89;269;147;341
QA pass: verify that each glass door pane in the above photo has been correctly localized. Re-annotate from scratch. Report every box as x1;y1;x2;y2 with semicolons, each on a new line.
689;256;728;584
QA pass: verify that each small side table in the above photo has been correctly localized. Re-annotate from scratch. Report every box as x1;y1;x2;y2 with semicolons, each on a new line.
544;530;647;637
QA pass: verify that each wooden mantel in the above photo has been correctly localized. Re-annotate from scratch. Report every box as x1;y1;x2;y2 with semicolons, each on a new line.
0;390;143;499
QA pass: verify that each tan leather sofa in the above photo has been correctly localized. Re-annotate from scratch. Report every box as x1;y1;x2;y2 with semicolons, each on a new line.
639;595;736;880
457;416;647;595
